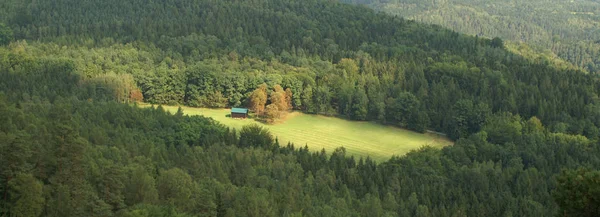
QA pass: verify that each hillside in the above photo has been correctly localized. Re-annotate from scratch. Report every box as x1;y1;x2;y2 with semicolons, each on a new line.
342;0;600;73
0;0;597;139
0;0;599;216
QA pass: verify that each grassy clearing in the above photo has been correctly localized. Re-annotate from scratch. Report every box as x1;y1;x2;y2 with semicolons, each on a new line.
141;104;452;161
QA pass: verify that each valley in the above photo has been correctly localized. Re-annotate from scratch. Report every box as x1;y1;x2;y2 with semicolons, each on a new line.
1;0;599;216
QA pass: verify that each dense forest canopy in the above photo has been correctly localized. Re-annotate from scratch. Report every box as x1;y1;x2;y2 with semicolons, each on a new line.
341;0;600;74
0;0;599;216
0;0;598;137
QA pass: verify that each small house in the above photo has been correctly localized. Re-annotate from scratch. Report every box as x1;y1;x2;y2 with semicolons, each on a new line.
231;108;249;119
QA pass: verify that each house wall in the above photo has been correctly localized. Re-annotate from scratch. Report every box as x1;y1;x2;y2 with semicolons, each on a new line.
231;112;247;118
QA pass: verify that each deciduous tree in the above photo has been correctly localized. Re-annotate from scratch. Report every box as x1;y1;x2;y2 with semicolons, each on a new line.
270;85;288;112
265;104;280;124
249;84;268;116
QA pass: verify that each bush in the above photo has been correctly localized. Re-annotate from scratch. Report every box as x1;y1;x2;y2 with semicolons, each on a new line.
238;124;273;148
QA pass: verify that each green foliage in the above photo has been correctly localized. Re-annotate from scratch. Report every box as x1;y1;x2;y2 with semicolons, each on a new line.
238;124;274;149
385;92;428;132
448;99;490;140
125;165;159;206
553;168;600;217
482;112;523;145
351;87;369;121
7;174;44;217
157;168;196;212
490;37;504;49
0;23;12;46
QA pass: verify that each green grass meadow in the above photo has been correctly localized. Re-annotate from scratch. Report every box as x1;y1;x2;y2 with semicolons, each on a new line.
142;104;452;161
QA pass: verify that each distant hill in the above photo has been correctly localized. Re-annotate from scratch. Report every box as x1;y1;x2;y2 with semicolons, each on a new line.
341;0;600;73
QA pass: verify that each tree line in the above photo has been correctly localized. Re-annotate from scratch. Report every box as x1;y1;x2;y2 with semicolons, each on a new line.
7;39;599;140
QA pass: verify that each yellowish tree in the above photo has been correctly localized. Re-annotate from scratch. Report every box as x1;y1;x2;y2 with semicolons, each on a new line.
270;85;288;111
337;58;359;79
249;83;268;115
264;85;293;123
264;104;280;124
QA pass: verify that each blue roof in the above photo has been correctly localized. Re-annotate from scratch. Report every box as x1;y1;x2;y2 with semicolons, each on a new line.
231;108;248;114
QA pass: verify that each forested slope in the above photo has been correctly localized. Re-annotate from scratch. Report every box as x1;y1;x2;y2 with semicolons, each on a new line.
0;0;598;138
1;47;599;217
342;0;600;73
0;0;599;216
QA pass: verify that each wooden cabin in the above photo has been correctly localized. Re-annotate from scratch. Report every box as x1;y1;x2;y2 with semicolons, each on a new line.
231;108;249;119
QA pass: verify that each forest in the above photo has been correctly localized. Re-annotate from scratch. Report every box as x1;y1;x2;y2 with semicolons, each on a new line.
0;0;599;216
342;0;600;74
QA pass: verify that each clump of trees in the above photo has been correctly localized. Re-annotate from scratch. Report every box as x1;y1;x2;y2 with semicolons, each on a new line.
249;83;268;116
238;124;274;148
250;84;293;124
85;73;144;103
